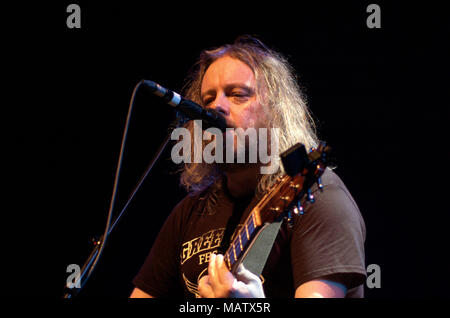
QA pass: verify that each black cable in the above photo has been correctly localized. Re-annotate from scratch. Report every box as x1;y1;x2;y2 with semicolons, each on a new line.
85;81;144;278
64;81;144;297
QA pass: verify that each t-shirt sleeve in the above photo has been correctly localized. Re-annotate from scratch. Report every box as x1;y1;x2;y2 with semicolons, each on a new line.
132;197;192;297
290;181;367;291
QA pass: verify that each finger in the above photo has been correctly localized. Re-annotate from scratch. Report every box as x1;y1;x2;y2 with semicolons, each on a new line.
208;254;235;297
216;254;235;287
230;279;251;298
198;275;209;286
208;253;224;291
208;253;218;284
198;275;214;298
235;264;260;285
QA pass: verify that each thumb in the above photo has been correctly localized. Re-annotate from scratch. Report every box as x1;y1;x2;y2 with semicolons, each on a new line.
235;264;261;285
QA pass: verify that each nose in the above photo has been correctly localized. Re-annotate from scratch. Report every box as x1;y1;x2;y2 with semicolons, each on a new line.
208;94;230;117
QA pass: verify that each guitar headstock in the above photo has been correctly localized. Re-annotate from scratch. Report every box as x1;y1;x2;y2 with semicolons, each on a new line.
258;141;331;224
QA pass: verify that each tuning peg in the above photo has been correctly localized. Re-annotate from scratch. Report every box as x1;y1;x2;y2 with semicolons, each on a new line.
287;201;304;227
294;201;304;215
286;210;293;224
317;177;324;192
270;207;280;213
307;189;315;203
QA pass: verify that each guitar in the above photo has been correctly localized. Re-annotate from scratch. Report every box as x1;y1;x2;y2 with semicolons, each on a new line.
222;141;332;274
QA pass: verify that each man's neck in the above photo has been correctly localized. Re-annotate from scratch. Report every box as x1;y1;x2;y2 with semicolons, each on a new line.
224;165;260;198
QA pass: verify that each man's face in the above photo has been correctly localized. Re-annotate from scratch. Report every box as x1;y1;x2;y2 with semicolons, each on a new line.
200;55;267;130
199;55;278;173
200;56;268;165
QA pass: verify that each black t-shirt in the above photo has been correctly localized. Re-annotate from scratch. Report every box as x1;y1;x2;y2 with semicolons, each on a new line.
133;168;367;298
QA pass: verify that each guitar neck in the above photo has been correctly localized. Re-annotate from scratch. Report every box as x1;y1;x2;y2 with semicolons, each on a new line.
223;208;262;274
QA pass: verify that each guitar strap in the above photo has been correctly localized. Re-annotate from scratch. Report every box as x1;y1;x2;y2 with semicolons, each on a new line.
239;217;283;277
218;195;283;278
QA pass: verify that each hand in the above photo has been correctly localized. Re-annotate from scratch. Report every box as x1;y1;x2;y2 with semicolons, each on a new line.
198;253;265;298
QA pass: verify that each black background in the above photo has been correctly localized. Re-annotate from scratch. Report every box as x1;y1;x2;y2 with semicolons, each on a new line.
15;1;449;300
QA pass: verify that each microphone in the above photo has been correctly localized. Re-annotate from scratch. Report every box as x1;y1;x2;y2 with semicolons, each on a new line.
142;80;227;132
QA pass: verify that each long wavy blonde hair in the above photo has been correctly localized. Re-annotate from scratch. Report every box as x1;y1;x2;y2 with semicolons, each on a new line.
178;35;319;203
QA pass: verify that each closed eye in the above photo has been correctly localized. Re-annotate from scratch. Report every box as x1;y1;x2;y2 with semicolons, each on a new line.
203;98;214;106
201;95;215;106
229;90;253;103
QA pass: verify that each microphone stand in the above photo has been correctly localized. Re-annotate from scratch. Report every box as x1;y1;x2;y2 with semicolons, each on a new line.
63;81;183;298
63;131;174;298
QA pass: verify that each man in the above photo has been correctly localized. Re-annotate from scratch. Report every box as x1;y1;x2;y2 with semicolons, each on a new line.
130;35;366;298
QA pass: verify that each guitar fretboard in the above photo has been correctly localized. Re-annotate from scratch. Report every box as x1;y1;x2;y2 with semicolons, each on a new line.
223;208;261;273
